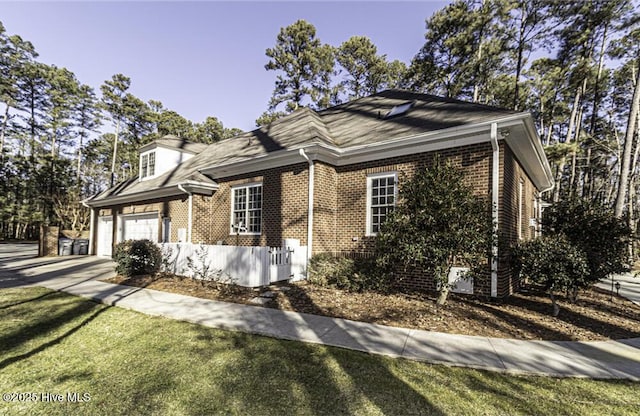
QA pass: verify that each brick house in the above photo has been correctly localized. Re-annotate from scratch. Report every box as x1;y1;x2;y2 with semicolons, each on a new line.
85;90;553;297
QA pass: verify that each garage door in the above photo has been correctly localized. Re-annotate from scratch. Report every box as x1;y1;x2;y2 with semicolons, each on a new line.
97;216;113;257
122;213;158;242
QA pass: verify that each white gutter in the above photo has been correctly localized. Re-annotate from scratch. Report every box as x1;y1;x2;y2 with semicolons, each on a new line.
490;123;499;298
299;149;314;263
177;184;193;243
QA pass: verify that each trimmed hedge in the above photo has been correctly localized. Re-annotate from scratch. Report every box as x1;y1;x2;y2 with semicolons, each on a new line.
308;253;388;292
114;239;162;277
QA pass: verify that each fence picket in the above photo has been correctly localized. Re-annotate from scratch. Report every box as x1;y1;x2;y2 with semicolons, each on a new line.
160;243;306;287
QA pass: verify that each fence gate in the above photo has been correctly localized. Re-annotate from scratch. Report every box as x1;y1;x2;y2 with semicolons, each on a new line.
269;246;293;283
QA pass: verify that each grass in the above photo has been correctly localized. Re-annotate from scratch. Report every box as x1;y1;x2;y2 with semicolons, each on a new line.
1;287;639;416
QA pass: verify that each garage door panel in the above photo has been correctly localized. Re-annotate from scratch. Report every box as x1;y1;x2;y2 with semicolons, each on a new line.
122;214;158;242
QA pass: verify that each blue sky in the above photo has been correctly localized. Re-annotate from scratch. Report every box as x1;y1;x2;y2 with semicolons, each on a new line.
1;1;447;132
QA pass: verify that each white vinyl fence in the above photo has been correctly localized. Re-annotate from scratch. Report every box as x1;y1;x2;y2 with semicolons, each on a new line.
159;241;307;287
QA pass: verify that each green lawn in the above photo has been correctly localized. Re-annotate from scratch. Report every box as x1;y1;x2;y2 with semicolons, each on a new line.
1;287;638;416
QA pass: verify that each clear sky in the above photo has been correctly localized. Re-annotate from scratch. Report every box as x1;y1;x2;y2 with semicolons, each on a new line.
1;1;448;132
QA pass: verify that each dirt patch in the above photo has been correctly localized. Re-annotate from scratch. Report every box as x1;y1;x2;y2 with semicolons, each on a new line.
104;274;640;341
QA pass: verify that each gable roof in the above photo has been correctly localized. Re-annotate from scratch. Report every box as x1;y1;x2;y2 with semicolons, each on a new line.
86;89;551;207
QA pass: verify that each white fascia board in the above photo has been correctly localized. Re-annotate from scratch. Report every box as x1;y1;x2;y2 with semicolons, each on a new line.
199;113;554;183
86;180;218;208
178;180;219;195
522;117;554;191
85;186;184;208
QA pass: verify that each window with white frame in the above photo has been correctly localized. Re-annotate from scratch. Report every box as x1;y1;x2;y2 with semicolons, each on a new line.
148;151;155;176
231;183;262;234
140;151;156;180
366;172;397;235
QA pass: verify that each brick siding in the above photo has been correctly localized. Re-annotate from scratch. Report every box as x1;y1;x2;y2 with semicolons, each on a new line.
97;140;542;297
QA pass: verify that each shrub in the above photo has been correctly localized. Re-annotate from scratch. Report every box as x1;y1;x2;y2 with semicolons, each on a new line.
308;253;387;292
114;239;163;277
511;235;589;316
375;157;493;304
542;198;631;283
184;243;238;294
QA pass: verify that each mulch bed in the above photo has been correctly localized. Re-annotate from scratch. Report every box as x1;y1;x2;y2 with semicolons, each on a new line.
104;274;640;341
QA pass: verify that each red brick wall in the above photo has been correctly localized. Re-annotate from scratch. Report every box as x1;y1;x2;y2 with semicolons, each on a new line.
333;143;492;253
497;143;538;297
96;139;542;297
313;162;338;253
192;163;309;247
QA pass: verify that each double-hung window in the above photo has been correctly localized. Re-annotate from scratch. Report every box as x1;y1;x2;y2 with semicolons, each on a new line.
231;183;262;234
366;172;397;236
140;151;156;180
140;154;148;179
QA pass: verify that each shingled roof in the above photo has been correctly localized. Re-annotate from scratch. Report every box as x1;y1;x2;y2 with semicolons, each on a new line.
87;90;524;206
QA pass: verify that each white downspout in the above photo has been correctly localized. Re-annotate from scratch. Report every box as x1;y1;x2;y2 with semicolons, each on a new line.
82;201;95;255
299;149;314;263
490;123;499;298
178;184;193;243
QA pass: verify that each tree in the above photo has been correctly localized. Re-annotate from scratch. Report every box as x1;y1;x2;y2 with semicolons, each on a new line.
408;0;510;102
0;22;38;159
512;235;589;316
73;84;101;187
542;198;631;285
264;20;335;112
336;36;389;99
375;158;492;305
505;0;550;110
610;12;640;217
100;74;130;186
255;110;287;127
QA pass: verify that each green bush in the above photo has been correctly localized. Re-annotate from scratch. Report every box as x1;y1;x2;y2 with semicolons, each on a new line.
114;239;162;277
308;253;387;293
542;198;631;283
511;235;589;315
512;235;590;292
375;158;493;304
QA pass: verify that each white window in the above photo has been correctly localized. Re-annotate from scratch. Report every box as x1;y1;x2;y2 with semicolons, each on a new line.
140;154;148;178
148;151;155;176
366;172;397;236
140;151;156;180
231;183;262;235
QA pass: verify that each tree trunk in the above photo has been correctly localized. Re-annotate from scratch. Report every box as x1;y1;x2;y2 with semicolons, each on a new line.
110;119;120;187
549;292;560;317
614;66;640;218
0;104;10;159
513;4;527;111
553;87;582;202
437;285;450;306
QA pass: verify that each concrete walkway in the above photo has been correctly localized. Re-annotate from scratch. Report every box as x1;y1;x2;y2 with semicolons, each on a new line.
596;273;640;306
1;243;639;380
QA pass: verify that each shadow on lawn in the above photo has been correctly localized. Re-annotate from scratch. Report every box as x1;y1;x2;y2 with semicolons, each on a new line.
0;292;108;370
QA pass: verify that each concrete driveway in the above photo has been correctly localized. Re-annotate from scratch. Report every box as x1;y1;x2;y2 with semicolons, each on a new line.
0;242;116;289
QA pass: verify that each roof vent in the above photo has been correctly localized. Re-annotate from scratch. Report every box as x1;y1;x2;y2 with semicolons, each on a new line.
384;101;415;119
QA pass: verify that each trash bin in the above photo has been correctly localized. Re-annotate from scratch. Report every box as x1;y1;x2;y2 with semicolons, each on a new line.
72;239;89;255
58;238;74;256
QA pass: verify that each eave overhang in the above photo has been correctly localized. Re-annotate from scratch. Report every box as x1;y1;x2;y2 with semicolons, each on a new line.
84;181;219;208
200;113;554;191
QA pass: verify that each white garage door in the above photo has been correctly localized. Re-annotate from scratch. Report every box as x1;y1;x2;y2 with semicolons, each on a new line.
122;213;158;242
97;216;113;257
